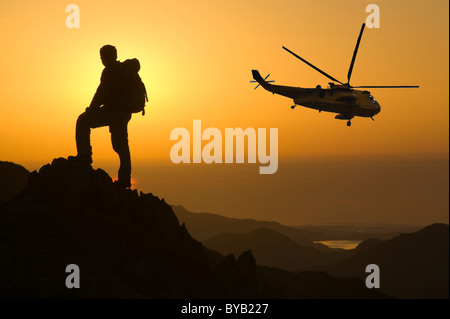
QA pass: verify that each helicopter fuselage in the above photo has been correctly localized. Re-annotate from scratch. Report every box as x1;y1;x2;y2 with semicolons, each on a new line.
292;85;381;119
251;23;418;126
251;70;381;121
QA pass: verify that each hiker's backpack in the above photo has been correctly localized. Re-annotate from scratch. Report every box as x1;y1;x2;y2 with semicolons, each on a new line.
121;58;148;115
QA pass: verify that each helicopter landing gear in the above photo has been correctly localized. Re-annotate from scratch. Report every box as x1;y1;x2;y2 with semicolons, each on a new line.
347;120;352;127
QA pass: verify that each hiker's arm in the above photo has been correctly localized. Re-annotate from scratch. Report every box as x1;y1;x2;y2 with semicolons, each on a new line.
88;70;106;109
88;85;104;109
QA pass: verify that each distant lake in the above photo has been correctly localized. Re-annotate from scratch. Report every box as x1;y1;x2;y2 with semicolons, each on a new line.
314;240;362;250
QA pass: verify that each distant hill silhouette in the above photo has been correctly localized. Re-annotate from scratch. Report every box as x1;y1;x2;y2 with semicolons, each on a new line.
0;161;29;203
308;223;449;299
354;238;384;252
0;158;388;298
172;205;421;244
292;224;422;241
173;205;315;245
203;227;353;271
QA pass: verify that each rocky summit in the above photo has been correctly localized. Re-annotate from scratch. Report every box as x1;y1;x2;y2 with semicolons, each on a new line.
0;157;390;299
0;158;258;298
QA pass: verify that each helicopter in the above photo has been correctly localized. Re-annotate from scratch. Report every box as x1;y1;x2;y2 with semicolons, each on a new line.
251;23;419;126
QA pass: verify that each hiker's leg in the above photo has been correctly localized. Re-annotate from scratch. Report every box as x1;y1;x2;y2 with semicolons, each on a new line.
110;114;132;185
75;108;111;158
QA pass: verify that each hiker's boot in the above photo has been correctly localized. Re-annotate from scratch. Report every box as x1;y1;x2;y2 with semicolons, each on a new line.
113;179;131;189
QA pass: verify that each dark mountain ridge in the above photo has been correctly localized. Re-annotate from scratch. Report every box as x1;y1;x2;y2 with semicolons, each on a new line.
203;227;352;271
0;158;387;298
172;205;421;244
308;223;449;299
0;158;257;298
0;160;29;203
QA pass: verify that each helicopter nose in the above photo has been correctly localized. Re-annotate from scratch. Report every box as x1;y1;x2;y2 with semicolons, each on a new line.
375;101;381;113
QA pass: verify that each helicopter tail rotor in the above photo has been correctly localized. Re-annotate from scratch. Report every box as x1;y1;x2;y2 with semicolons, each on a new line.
251;70;303;98
250;73;274;89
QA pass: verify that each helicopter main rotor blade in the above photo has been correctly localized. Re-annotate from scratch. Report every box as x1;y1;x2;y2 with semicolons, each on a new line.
347;23;365;85
282;46;344;85
353;85;420;88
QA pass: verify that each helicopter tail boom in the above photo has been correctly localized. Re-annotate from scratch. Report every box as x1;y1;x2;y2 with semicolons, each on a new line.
252;70;302;99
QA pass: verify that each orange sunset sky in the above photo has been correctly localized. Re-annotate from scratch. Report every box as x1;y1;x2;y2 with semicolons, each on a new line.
0;0;448;225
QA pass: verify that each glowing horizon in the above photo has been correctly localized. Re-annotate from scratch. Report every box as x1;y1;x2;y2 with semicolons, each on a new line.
0;0;448;226
0;0;448;165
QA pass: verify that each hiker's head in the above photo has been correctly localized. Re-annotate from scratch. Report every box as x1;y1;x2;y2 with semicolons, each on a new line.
100;45;117;67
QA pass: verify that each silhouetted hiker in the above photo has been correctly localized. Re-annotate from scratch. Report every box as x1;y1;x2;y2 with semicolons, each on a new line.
69;45;138;188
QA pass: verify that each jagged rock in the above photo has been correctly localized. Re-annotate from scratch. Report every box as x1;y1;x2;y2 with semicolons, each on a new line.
0;161;29;203
0;158;390;299
0;158;258;298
